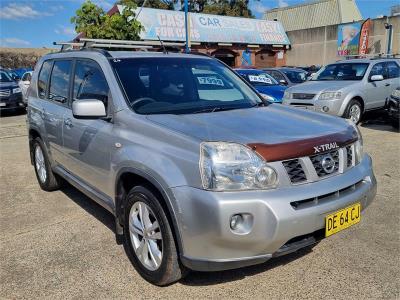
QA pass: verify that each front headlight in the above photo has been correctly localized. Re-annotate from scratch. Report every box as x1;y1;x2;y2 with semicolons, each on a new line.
260;93;275;102
283;91;291;99
391;89;400;99
346;120;363;164
200;142;278;191
319;91;341;100
12;88;21;94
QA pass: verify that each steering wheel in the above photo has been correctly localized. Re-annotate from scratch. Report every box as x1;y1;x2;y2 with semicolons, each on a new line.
131;97;156;108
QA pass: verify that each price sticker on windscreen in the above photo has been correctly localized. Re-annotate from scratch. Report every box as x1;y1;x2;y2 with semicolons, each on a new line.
248;75;272;84
197;77;224;86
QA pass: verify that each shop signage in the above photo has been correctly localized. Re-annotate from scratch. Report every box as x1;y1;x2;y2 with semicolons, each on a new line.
118;6;290;45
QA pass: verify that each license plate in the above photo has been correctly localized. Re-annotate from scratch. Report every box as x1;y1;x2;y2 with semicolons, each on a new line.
0;103;5;107
325;202;361;237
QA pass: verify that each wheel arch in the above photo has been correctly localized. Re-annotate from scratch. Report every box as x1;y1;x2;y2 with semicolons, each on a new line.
28;128;42;165
115;167;184;256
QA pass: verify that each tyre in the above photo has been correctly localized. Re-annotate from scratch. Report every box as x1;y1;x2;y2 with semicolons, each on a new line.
32;137;62;191
344;99;363;124
123;185;186;286
391;118;400;130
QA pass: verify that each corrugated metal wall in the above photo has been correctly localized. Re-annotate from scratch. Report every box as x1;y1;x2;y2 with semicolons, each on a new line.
266;0;362;31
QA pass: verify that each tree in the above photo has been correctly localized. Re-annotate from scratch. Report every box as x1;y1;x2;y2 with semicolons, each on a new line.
71;0;143;40
180;0;257;17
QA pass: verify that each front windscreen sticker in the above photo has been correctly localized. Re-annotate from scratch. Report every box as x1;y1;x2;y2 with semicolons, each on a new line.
197;76;224;86
248;75;272;84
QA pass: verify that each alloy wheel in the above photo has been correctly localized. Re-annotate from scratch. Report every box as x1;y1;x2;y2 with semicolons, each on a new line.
34;145;47;183
349;104;361;123
129;201;163;271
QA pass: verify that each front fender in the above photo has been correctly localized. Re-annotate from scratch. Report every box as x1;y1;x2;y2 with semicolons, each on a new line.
339;92;366;116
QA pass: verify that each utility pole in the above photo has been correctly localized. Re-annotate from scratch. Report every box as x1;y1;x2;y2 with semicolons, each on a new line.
184;0;190;53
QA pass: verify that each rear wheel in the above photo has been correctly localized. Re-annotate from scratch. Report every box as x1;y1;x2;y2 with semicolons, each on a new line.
123;185;186;286
32;137;62;191
344;99;363;124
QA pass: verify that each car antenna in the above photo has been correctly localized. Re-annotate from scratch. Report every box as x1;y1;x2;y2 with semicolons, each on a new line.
157;35;168;54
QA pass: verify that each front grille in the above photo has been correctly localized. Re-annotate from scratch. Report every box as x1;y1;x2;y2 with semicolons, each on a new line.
281;143;355;185
290;180;364;209
310;150;339;177
283;159;307;183
292;93;315;100
346;145;353;168
0;89;11;97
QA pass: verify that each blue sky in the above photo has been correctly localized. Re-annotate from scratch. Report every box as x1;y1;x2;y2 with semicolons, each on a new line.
0;0;398;48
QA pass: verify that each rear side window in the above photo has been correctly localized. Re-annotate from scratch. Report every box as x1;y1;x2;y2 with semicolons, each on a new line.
73;60;109;107
386;62;399;79
38;61;52;99
49;60;72;103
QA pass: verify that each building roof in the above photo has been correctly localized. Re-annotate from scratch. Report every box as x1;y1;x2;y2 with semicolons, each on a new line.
265;0;362;31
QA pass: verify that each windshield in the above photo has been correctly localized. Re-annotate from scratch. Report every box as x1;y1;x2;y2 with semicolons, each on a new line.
113;57;264;114
282;70;307;83
0;71;14;83
241;72;278;86
312;63;369;81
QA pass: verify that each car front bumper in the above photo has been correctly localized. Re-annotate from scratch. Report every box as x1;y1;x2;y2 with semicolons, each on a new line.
171;154;377;271
282;98;344;116
0;93;24;110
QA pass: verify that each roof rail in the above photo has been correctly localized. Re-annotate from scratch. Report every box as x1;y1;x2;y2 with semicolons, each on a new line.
341;53;399;60
53;38;187;53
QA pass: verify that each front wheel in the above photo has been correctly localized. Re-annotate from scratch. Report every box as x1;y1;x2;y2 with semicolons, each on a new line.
123;185;186;286
344;99;363;124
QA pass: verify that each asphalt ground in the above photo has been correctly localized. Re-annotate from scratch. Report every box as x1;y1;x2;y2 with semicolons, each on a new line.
0;109;399;299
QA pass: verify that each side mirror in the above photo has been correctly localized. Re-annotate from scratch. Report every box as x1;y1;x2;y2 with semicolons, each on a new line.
72;99;106;119
370;74;384;81
279;79;288;85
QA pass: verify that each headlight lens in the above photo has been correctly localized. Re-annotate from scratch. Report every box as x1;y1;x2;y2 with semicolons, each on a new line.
391;89;400;99
260;93;275;102
283;91;291;99
319;91;342;100
200;142;278;191
12;88;21;94
346;120;363;164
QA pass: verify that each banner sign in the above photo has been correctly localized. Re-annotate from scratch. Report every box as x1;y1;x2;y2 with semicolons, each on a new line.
359;19;372;55
337;22;362;56
118;6;290;45
337;19;371;56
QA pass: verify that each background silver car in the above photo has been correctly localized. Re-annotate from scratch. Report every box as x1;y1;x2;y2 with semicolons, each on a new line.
282;58;400;123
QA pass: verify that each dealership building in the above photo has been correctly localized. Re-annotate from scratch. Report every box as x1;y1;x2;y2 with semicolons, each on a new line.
83;1;399;68
104;5;291;68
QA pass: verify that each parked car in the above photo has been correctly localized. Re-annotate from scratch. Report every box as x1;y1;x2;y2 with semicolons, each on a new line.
387;87;400;129
282;58;400;123
0;68;24;111
28;49;376;286
263;67;308;86
19;71;32;105
235;68;287;103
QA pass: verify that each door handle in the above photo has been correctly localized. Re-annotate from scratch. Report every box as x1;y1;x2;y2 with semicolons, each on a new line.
385;83;390;87
64;118;73;128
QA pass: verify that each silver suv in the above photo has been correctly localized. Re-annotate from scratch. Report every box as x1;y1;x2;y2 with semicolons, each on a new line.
27;49;377;286
282;58;400;123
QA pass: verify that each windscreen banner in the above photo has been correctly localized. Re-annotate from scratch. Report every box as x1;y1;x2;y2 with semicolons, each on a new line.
118;6;290;45
337;19;371;56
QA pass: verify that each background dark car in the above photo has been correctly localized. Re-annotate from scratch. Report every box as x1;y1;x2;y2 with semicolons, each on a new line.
388;87;400;129
263;67;308;86
235;68;287;103
0;69;24;111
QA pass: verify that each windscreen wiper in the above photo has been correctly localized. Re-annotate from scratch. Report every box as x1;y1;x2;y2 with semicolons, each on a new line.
191;107;239;114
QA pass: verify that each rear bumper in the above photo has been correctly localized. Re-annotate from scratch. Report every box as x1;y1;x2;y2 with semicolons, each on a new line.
172;154;377;271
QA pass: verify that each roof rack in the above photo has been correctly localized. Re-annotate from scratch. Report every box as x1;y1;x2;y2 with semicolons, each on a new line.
53;38;187;52
341;53;399;60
